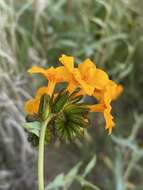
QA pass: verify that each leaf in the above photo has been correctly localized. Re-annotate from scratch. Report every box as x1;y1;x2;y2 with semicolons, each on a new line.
91;17;106;28
23;121;41;137
95;0;111;13
82;155;96;178
0;1;12;11
65;162;82;187
77;176;101;190
46;173;65;189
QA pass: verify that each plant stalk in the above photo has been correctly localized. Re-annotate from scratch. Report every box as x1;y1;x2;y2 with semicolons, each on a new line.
38;115;52;190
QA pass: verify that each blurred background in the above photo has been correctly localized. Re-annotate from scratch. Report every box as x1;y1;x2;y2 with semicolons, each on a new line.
0;0;143;190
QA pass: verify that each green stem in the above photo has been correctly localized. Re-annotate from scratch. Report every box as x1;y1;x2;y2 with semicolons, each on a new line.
38;115;52;190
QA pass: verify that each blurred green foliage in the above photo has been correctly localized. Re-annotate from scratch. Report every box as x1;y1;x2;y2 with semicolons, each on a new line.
0;0;143;190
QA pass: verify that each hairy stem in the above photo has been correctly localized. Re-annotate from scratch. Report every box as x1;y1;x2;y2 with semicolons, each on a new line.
38;115;52;190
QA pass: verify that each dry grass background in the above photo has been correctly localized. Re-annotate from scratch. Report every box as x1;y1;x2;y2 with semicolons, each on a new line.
0;0;143;190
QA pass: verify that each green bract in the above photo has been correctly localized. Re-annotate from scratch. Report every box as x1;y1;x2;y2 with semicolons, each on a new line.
24;90;90;146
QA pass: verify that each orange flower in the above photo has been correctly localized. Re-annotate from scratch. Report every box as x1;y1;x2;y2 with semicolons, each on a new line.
59;54;79;93
28;63;79;95
59;55;109;96
28;66;65;96
24;87;49;114
59;54;123;134
89;80;123;134
77;58;109;90
59;54;74;72
25;54;123;134
59;55;94;95
24;98;40;115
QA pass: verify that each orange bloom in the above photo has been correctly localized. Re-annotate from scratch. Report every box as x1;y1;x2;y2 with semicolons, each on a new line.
59;55;109;96
77;58;109;90
89;80;123;134
25;54;123;134
24;87;49;114
28;66;66;96
59;54;74;72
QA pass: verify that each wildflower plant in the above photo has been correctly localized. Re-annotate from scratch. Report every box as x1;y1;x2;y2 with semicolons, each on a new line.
23;54;123;190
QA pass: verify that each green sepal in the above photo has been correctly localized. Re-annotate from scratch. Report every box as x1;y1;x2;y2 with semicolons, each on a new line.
68;88;80;97
54;112;70;141
42;106;51;121
54;112;84;141
53;91;69;113
68;122;85;139
69;95;83;104
67;115;89;128
61;129;71;142
55;112;66;126
38;94;51;120
64;104;89;115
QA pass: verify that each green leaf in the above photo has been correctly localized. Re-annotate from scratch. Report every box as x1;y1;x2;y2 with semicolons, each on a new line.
64;162;82;188
23;121;41;137
77;176;101;190
46;173;65;189
82;155;96;178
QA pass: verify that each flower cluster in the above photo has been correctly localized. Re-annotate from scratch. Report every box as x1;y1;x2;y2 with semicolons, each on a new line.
25;54;123;137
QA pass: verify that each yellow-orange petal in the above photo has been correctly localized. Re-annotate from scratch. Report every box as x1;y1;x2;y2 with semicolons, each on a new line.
102;80;123;104
93;69;109;89
73;69;94;95
88;102;115;134
93;89;103;100
28;66;58;82
66;83;77;93
87;103;106;112
28;66;47;75
79;58;96;77
104;105;115;135
24;98;40;114
55;66;73;82
113;84;123;100
47;81;56;96
59;54;74;72
36;86;49;98
78;58;109;90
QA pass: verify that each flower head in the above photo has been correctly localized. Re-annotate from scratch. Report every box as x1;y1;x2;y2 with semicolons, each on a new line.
25;54;123;135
